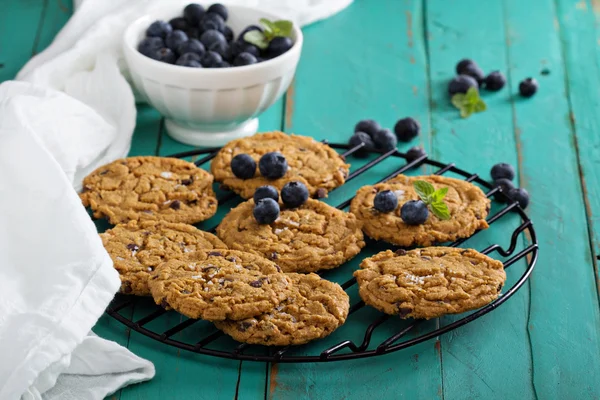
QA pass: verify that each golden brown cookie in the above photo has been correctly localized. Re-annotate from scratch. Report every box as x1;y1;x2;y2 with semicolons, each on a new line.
101;220;227;296
214;273;349;346
216;199;365;273
148;250;292;321
210;132;349;199
350;175;490;247
354;247;505;319
81;156;218;224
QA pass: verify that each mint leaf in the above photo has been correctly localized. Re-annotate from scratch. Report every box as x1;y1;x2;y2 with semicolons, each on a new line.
460;105;473;118
451;87;487;119
413;180;435;201
430;187;448;203
465;87;479;101
451;93;466;109
243;30;269;49
430;201;451;220
473;99;487;112
259;18;277;34
273;20;293;36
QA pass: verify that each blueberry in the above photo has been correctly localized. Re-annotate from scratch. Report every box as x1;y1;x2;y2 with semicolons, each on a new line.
212;41;229;59
177;39;205;56
354;119;380;137
254;185;279;203
215;60;231;68
185;27;201;39
394;117;420;142
149;48;176;63
460;63;485;85
200;51;222;67
184;3;205;25
508;187;530;209
266;37;293;58
176;52;202;67
348;132;375;157
146;20;172;38
233;52;258;66
281;181;309;208
400;200;429;225
138;37;164;57
405;146;427;162
200;13;225;33
448;75;478;96
178;59;202;68
455;59;475;75
231;154;256;179
373;190;398;213
492;178;515;203
491;162;515;181
223;26;234;42
207;3;228;21
259;152;288;179
484;71;506;91
165;30;188;52
372;128;398;151
200;29;226;51
169;17;188;31
240;43;260;57
253;198;280;224
519;78;538;97
238;25;263;42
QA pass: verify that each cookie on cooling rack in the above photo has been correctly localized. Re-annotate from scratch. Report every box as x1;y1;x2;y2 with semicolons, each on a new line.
354;247;506;319
80;156;218;224
210;131;350;199
216;198;365;273
214;272;349;346
148;250;292;321
101;220;227;296
350;174;490;247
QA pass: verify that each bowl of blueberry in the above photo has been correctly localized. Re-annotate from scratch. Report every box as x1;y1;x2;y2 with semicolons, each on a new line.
123;1;303;147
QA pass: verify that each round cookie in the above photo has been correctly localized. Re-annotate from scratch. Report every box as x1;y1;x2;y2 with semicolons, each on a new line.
101;220;227;296
148;250;292;321
350;175;490;247
80;156;218;224
210;131;350;199
214;273;349;346
354;247;506;319
216;199;365;273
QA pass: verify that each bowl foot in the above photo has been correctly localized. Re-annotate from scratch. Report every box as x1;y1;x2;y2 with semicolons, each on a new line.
165;118;259;147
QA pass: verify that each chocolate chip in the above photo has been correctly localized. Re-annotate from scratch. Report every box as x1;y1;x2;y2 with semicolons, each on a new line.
470;260;477;265
497;283;503;292
126;243;139;251
82;185;92;193
475;213;481;219
421;256;432;261
298;148;307;152
170;200;181;210
275;265;281;272
249;280;263;288
226;256;238;262
461;250;469;255
316;188;327;198
143;231;151;235
395;249;407;256
160;298;169;309
208;251;223;257
122;281;132;294
238;321;253;332
189;199;198;205
398;307;412;318
181;178;193;185
269;252;278;260
181;289;191;294
485;204;491;213
99;170;109;175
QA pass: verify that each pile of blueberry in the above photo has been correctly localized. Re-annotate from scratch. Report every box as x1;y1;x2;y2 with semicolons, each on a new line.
490;163;529;209
252;182;309;224
372;190;429;225
137;3;293;68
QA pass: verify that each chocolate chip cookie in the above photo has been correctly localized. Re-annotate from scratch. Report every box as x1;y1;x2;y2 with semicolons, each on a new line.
148;250;292;321
81;156;218;224
216;199;365;273
350;175;490;247
101;220;227;296
354;247;505;319
214;273;349;346
211;132;350;199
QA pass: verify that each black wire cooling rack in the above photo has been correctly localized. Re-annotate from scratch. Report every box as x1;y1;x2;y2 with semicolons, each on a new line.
105;142;539;363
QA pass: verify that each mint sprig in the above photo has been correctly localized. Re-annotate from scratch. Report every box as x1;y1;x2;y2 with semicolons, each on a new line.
243;18;293;50
451;87;487;118
413;181;451;220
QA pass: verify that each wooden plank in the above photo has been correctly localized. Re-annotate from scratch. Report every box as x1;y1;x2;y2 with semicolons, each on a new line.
424;1;537;398
268;1;443;399
0;0;46;81
502;0;600;398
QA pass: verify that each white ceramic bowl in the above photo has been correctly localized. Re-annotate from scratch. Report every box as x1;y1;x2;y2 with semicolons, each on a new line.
123;2;303;146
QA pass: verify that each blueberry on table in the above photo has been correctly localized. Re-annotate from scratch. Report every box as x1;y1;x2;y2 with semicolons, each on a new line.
150;48;176;63
254;185;279;203
519;78;538;97
223;26;234;42
373;190;398;213
394;117;420;142
459;63;485;85
184;3;205;25
215;60;231;68
508;187;530;209
169;17;188;32
348;131;375;157
207;3;228;21
259;152;288;179
455;58;476;74
405;146;427;162
281;181;309;208
253;198;280;224
231;154;256;179
138;37;164;57
354;119;380;137
266;37;293;58
165;30;189;52
448;75;478;96
492;178;515;203
238;25;263;42
484;71;506;91
233;52;258;66
200;13;225;33
400;200;429;225
176;52;202;66
146;20;172;38
177;39;205;56
372;128;398;151
491;162;515;181
200;51;223;67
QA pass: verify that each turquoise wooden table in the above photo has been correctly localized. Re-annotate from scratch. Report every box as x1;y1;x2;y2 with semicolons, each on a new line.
3;0;600;398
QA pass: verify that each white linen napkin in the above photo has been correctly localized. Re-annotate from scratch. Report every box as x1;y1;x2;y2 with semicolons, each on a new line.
0;0;352;399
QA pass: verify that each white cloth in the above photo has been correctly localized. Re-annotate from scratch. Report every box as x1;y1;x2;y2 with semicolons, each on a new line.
0;0;352;399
